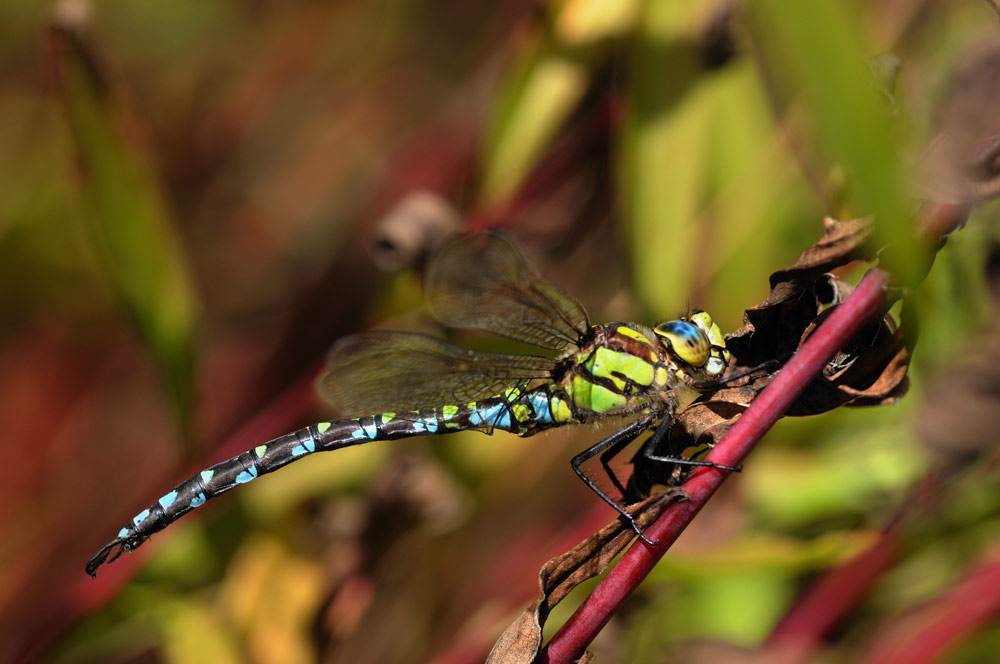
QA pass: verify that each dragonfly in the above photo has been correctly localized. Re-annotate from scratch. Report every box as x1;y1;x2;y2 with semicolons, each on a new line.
87;231;735;577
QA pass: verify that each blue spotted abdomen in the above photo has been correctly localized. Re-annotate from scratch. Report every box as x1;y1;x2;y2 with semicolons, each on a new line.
105;428;321;552
87;387;580;576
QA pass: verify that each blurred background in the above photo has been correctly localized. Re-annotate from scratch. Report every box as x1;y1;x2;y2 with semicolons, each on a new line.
2;1;1000;662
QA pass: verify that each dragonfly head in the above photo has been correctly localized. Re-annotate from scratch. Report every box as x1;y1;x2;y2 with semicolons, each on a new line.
654;311;730;378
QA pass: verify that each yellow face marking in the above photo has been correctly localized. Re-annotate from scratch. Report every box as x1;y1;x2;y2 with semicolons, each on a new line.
690;311;713;329
709;323;725;348
691;311;727;351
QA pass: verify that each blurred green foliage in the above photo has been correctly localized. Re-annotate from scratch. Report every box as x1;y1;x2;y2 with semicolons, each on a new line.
54;25;200;438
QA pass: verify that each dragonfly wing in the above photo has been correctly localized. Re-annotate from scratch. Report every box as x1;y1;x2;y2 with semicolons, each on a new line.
317;330;555;415
425;232;590;351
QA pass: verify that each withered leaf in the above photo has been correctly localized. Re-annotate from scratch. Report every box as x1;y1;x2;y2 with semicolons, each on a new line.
727;217;876;369
667;217;911;452
486;492;682;664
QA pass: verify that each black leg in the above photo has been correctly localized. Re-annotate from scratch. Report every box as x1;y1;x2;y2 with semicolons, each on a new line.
639;415;741;473
621;409;677;503
598;432;640;498
571;417;657;545
690;356;786;391
642;453;741;472
631;412;741;499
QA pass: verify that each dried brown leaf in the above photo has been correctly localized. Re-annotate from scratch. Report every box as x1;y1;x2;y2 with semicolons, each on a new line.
669;217;910;450
486;493;681;664
728;217;876;369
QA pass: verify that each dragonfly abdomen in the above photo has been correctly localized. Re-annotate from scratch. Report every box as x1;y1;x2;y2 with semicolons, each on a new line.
342;386;577;440
86;390;574;576
86;427;323;576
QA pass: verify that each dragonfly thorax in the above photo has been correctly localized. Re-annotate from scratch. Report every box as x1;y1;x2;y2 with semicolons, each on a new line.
559;316;729;420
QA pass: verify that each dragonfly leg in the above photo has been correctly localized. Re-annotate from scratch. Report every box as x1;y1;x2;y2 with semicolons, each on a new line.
642;452;742;473
690;355;788;391
597;431;640;498
625;414;741;505
639;415;742;473
571;417;659;545
597;451;627;499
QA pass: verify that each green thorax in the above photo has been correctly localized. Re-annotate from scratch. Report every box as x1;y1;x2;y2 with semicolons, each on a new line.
558;323;702;419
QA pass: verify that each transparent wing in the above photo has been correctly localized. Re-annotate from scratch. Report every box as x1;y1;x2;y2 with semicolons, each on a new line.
425;232;590;351
317;330;555;415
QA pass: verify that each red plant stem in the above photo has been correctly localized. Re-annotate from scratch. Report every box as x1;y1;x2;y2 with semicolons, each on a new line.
540;268;891;664
760;470;946;662
739;201;971;663
861;540;1000;664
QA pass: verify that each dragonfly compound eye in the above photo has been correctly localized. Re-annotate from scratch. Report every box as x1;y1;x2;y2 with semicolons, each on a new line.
654;320;710;367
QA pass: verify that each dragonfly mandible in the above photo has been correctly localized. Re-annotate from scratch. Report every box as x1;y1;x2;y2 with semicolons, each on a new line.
87;232;733;577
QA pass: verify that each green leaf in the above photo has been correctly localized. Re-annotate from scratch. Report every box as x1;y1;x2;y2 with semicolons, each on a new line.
750;1;924;285
480;0;639;205
480;38;590;206
619;2;708;316
52;24;199;440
